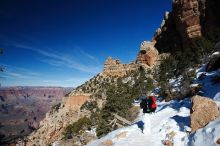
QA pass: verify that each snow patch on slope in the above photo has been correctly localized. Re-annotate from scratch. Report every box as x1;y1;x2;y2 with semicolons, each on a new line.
189;117;220;146
195;66;220;99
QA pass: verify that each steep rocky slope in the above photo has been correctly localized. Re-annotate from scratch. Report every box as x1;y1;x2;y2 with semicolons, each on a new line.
26;94;91;146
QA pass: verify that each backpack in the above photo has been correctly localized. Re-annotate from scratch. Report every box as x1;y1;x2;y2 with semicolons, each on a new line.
149;96;157;109
140;98;150;113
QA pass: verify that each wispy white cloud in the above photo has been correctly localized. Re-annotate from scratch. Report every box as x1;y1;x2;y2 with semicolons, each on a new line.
0;64;42;82
78;49;99;63
0;69;91;87
2;64;41;77
2;43;101;87
13;44;102;74
3;71;31;79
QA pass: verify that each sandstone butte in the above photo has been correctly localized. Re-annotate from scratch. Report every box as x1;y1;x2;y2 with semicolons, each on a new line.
101;40;160;78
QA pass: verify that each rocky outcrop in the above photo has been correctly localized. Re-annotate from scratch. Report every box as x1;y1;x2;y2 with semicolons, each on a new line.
101;41;159;78
154;0;201;52
136;41;159;68
154;11;182;52
190;95;219;133
101;57;138;77
26;94;90;146
206;52;220;72
154;0;220;53
173;0;202;40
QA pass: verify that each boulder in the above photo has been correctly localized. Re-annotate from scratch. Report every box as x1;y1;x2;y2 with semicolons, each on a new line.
136;41;158;67
206;52;220;72
216;137;220;144
191;95;219;133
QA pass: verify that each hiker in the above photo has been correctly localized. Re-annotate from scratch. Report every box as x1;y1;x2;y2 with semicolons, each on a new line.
140;93;157;113
139;93;157;134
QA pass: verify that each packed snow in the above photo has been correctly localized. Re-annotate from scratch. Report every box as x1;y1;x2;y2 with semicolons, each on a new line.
195;65;220;99
88;99;191;146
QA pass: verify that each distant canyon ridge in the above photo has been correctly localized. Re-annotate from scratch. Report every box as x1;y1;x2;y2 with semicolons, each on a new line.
0;86;73;144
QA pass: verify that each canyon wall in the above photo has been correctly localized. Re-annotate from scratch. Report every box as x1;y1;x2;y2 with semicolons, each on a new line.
154;0;220;53
0;87;71;144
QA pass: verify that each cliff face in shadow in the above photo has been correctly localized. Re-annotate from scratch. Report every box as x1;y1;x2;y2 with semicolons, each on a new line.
154;0;220;53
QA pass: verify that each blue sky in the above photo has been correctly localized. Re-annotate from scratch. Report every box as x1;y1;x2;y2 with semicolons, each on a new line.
0;0;171;87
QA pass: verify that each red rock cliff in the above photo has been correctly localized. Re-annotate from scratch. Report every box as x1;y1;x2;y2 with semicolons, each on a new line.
154;0;220;53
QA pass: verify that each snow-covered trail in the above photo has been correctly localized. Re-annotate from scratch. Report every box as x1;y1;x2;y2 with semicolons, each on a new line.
88;99;191;146
89;59;220;146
